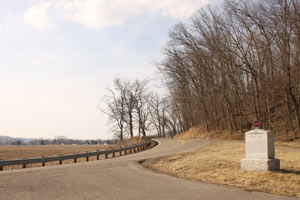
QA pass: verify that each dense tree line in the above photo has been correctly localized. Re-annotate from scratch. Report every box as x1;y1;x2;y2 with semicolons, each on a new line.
0;135;112;146
27;137;112;146
157;0;300;137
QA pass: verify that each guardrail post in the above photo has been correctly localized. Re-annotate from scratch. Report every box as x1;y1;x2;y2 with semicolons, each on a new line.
23;164;26;169
105;153;108;159
58;154;63;165
119;151;122;156
42;162;45;167
130;148;132;154
86;152;89;162
134;148;136;153
0;166;3;171
97;151;99;160
113;152;115;158
74;158;77;163
125;149;127;155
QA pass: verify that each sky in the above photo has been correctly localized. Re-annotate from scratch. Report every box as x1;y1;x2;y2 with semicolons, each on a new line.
0;0;222;140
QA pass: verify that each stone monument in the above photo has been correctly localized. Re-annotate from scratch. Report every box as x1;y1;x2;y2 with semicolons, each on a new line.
241;127;280;171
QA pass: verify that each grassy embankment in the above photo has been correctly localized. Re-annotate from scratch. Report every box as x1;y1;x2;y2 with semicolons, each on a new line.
0;137;142;170
144;127;300;197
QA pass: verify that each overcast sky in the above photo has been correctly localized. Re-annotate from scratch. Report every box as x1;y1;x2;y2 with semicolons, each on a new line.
0;0;222;140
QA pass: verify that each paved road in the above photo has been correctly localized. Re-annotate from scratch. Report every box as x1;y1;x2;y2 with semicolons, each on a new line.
0;139;297;200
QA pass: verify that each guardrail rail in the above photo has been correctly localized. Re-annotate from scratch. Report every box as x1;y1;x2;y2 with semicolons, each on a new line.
0;139;153;171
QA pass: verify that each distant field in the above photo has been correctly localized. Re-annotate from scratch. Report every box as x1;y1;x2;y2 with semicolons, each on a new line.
0;145;114;170
0;137;142;161
0;137;143;170
0;145;110;161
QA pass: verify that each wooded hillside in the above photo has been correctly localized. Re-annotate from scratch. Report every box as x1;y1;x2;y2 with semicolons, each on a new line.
158;0;300;139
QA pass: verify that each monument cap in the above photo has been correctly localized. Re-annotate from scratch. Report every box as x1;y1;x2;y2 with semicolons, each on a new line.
254;121;260;129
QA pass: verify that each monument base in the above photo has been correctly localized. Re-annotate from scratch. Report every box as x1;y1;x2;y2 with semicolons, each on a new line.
241;158;280;171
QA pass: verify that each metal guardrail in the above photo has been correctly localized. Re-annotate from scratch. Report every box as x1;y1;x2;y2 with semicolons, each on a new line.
0;139;153;171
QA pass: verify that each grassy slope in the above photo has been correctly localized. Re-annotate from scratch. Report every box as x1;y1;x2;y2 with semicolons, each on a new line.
174;126;300;148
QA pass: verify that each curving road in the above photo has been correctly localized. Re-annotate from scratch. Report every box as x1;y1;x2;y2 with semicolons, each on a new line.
0;139;297;200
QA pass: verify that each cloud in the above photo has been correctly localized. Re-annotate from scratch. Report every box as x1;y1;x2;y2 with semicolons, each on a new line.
137;0;210;18
32;53;62;65
58;0;139;29
25;0;210;29
24;1;54;29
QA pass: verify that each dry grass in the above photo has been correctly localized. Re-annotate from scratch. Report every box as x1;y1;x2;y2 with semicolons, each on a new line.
115;136;142;147
174;126;244;140
174;126;300;149
0;137;142;161
0;145;108;161
145;142;300;197
0;137;144;170
275;141;300;149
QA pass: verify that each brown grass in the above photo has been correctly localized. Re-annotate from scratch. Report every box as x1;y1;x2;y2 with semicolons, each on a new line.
0;137;142;161
0;137;143;170
275;141;300;149
173;126;244;140
174;126;300;149
145;141;300;197
0;145;108;161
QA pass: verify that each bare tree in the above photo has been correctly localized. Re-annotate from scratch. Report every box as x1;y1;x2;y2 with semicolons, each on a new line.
102;78;127;140
134;79;150;137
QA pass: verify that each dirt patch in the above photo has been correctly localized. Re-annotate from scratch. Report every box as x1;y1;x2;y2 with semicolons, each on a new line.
143;141;300;198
